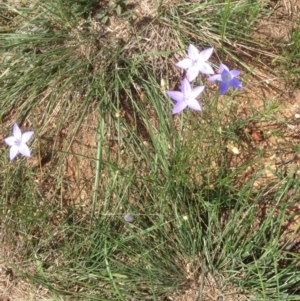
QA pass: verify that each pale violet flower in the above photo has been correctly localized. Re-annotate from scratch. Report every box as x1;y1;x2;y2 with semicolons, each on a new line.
4;123;34;161
124;213;134;222
176;44;214;82
167;78;205;114
208;63;242;95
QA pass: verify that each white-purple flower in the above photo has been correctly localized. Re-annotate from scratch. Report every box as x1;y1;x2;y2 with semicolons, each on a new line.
176;44;214;82
208;63;242;95
4;123;34;161
124;213;134;222
167;78;205;114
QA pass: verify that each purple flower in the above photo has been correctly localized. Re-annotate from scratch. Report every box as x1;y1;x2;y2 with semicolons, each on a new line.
176;44;214;82
4;123;34;161
208;63;242;95
167;78;205;114
124;214;134;222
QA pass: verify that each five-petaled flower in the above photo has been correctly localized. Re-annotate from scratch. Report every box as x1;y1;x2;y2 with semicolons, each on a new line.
208;63;242;95
176;44;214;82
167;78;205;114
4;123;34;161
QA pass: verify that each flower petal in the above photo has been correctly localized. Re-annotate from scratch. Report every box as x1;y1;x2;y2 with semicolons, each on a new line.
4;136;17;146
21;131;34;144
167;91;184;103
9;145;19;161
198;47;214;61
208;74;222;82
187;44;199;61
219;64;229;73
230;70;240;77
176;58;193;69
187;99;201;111
197;62;214;75
186;66;199;82
181;78;191;96
13;123;22;140
220;81;230;94
172;101;187;114
18;144;31;157
230;78;242;88
190;86;205;98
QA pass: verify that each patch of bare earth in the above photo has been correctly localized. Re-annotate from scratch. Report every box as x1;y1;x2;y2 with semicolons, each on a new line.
0;247;49;301
168;273;250;301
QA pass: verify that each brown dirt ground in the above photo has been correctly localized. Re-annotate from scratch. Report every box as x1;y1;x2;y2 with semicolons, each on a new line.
1;0;300;300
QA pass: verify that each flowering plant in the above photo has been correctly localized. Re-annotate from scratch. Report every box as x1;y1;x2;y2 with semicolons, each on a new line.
208;63;242;95
167;78;205;114
4;123;34;161
167;44;242;114
176;44;214;82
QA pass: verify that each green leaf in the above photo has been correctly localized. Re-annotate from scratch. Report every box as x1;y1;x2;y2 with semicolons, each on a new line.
116;4;122;16
101;15;109;24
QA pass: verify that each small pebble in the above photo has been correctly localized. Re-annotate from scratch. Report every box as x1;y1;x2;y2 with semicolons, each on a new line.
295;113;300;119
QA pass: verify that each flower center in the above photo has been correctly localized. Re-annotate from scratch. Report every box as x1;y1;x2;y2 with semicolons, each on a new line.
14;139;21;147
221;70;232;82
184;95;191;103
